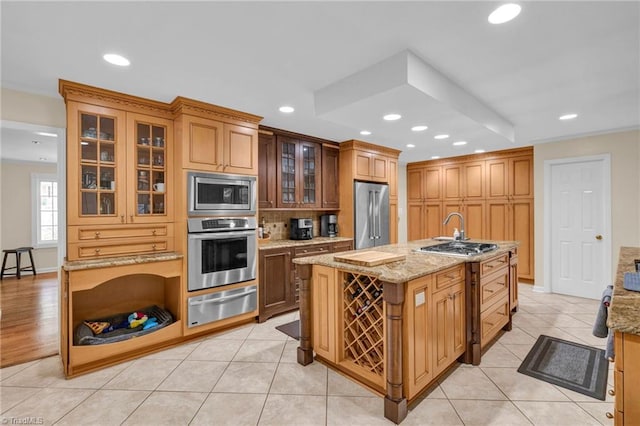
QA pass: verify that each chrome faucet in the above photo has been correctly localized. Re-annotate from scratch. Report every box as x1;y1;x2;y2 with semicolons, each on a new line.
443;212;466;241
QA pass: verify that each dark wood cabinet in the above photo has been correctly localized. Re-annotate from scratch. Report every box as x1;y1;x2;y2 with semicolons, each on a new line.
321;144;340;209
258;126;339;210
258;247;293;322
258;132;277;209
258;240;353;322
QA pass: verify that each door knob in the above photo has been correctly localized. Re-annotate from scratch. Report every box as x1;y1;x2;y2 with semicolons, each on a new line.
595;235;603;240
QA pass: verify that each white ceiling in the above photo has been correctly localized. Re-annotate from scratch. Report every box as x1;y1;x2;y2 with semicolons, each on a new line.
1;1;639;164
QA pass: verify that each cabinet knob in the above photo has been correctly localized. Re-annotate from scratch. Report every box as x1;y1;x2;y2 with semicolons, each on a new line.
94;231;101;238
608;389;615;396
120;214;125;223
152;244;157;250
95;248;101;254
130;214;134;222
605;412;614;419
152;230;157;236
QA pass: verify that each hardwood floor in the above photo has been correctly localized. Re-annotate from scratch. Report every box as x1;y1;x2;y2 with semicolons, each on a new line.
0;272;59;368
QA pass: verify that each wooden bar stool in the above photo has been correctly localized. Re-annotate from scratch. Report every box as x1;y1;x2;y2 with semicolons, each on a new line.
1;247;37;280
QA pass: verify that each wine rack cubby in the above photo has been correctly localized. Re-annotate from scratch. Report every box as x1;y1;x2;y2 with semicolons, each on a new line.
342;272;385;381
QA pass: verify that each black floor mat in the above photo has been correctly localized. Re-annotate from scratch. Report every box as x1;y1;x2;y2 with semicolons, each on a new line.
275;320;300;340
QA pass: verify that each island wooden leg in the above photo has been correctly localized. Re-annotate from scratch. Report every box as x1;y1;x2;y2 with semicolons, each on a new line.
383;281;408;424
297;263;314;366
465;263;481;365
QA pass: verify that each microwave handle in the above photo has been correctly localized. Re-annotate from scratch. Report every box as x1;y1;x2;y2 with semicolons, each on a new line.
189;288;257;306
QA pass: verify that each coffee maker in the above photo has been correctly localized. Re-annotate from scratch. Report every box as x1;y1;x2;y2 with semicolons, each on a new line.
320;214;338;237
290;218;313;240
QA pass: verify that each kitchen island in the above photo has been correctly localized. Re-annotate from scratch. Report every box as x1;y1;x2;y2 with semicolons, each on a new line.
294;239;518;424
607;246;640;425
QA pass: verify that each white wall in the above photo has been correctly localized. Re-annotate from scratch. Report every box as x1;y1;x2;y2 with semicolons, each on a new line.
1;160;59;272
534;129;640;291
1;88;65;271
397;163;408;243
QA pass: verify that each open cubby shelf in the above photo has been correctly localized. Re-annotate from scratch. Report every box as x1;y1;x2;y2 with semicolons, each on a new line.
342;272;384;377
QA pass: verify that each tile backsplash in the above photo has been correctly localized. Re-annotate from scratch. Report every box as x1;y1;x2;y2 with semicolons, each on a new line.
259;211;332;240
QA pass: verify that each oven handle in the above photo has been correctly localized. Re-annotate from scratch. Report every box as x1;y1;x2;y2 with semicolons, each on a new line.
188;230;256;240
188;288;257;306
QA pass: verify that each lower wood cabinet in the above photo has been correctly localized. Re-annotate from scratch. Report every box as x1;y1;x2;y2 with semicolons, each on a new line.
61;256;183;377
258;240;353;322
613;331;640;425
404;264;465;400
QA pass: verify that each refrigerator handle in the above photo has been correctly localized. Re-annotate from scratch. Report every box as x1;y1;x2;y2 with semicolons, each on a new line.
374;190;380;239
368;191;374;240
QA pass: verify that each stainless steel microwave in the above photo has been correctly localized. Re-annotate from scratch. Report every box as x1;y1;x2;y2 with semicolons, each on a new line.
188;171;256;216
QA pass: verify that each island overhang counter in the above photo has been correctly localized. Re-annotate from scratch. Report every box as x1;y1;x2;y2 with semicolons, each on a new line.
293;239;519;424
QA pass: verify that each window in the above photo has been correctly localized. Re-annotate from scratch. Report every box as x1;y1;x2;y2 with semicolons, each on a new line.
32;173;58;247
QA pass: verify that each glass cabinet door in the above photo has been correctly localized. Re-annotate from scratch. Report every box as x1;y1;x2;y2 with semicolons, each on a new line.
301;143;317;205
135;121;166;217
280;140;296;206
79;112;117;217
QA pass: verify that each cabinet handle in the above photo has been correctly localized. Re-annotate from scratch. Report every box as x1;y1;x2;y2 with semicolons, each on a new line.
485;264;494;269
152;244;157;250
94;248;101;254
605;412;614;419
94;231;101;238
608;389;615;396
130;214;134;222
485;288;495;293
445;274;456;280
152;230;157;236
120;214;125;223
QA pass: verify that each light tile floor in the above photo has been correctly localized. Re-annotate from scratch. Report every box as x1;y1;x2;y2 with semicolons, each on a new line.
1;283;614;425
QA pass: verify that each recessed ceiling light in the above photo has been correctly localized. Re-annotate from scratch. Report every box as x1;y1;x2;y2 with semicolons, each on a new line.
559;113;578;120
35;131;57;137
406;144;415;148
279;105;295;113
360;130;372;135
475;149;486;153
411;125;428;132
431;156;440;160
39;157;47;161
103;53;130;67
383;113;402;121
32;140;41;144
453;141;467;146
488;3;522;24
434;134;449;140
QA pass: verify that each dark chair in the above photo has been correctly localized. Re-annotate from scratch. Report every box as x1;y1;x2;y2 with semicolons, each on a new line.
1;247;37;280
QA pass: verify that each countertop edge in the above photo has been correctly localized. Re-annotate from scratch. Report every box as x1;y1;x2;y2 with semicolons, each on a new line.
607;246;640;335
63;252;183;271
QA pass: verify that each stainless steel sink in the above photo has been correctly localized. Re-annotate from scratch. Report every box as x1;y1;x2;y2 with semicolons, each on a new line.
415;241;498;257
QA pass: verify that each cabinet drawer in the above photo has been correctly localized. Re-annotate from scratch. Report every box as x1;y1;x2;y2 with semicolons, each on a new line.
68;237;173;260
434;264;465;291
480;253;509;277
480;298;509;348
69;224;173;242
332;241;353;253
480;269;509;311
294;243;332;258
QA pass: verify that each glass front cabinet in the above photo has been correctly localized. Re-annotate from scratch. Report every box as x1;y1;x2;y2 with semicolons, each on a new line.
67;103;172;226
276;136;321;208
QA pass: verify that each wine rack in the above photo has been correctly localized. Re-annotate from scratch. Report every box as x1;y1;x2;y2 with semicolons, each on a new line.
342;272;385;379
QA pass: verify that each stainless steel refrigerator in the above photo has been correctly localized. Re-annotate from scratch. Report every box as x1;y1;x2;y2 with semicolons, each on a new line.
354;181;390;249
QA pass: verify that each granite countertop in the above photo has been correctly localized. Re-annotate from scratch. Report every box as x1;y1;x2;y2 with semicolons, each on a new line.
63;252;183;271
608;246;640;335
292;239;519;284
258;236;353;250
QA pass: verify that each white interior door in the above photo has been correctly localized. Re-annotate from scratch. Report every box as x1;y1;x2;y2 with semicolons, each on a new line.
549;157;609;299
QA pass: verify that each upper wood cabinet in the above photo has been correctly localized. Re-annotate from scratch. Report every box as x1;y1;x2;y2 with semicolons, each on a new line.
353;150;388;182
322;144;340;209
176;114;258;175
276;136;322;208
442;161;485;200
172;97;262;176
486;155;533;199
60;81;176;260
258;132;277;209
258;126;339;210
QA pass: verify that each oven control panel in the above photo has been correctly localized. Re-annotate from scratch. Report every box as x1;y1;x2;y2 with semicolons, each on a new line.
188;217;257;233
